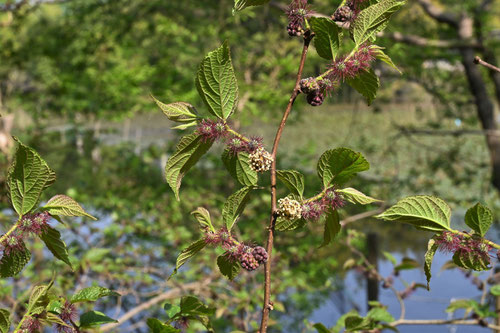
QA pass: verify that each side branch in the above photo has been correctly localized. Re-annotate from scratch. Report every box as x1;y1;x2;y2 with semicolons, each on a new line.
259;31;314;333
415;0;459;27
474;56;500;74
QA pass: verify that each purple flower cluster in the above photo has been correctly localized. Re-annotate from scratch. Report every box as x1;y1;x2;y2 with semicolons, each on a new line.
196;119;228;142
327;44;376;82
227;135;263;155
1;212;51;256
301;188;345;221
55;301;78;333
286;0;310;37
435;231;493;264
21;316;42;333
203;228;268;271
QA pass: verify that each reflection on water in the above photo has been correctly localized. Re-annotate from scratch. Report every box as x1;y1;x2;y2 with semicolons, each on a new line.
312;251;491;333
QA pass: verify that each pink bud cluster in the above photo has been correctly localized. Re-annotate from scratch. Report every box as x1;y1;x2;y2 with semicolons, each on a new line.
21;316;42;333
227;135;263;155
1;212;50;256
327;44;376;82
55;300;78;333
196;119;228;142
435;231;493;264
203;228;268;271
301;188;345;221
285;0;310;37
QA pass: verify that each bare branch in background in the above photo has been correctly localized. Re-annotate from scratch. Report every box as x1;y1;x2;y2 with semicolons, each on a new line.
415;0;459;27
382;31;482;49
474;56;500;74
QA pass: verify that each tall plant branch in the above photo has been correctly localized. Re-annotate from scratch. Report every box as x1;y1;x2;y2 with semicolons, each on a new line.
259;30;314;333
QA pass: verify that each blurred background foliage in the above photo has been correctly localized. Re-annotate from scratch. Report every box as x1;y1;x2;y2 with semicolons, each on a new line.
1;0;500;332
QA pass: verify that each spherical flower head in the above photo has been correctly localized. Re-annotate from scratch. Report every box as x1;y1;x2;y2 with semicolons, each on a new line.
174;316;190;330
322;188;345;209
332;5;353;22
246;136;263;154
252;246;269;264
196;119;227;142
356;44;376;64
203;231;220;246
240;251;260;271
218;228;237;250
286;0;310;36
306;90;325;107
299;77;320;95
19;212;50;236
59;301;78;323
227;137;248;155
249;148;273;172
1;234;24;255
21;316;41;333
301;201;325;220
277;197;302;220
328;57;358;82
435;231;462;253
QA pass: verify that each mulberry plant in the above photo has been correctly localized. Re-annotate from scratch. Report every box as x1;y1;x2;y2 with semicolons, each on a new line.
153;0;411;331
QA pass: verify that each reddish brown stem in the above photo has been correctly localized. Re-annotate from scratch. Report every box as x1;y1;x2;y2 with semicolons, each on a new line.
259;31;314;333
474;56;500;73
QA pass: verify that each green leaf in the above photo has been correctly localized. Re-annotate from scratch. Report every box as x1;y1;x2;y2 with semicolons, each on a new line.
0;309;10;333
164;303;181;319
165;133;213;200
276;170;305;198
147;318;180;333
347;69;380;106
27;281;53;315
367;307;394;323
394;257;420;272
171;121;198;130
317;148;370;188
424;238;439;290
40;226;73;269
152;97;198;124
338;187;380;205
79;311;118;328
223;186;254;231
382;251;397;265
313;323;331;333
465;203;493;237
310;17;341;60
42;194;97;220
222;150;258;186
233;0;270;13
352;0;406;46
170;239;206;278
491;285;500;296
180;296;215;316
217;254;241;280
453;250;490;271
275;217;307;231
376;196;451;232
344;315;375;332
41;312;71;328
371;45;401;74
320;209;341;247
71;286;120;303
0;242;31;277
195;41;238;120
446;299;475;314
7;138;56;216
191;207;215;232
